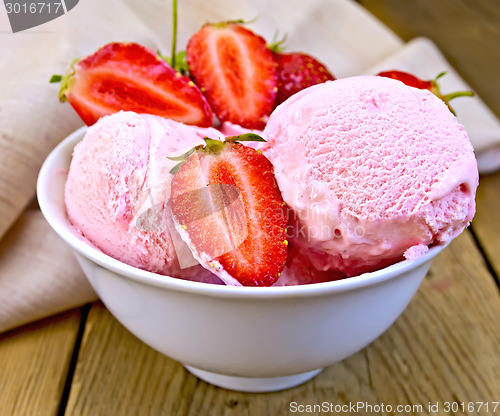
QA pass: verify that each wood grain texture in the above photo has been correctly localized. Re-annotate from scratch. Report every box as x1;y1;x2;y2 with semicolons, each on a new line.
473;170;500;278
0;310;81;416
358;0;500;118
65;302;381;416
65;231;499;416
367;231;500;412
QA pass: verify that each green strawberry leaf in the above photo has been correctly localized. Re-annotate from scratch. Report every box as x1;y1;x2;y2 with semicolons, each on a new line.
50;74;62;83
225;133;266;143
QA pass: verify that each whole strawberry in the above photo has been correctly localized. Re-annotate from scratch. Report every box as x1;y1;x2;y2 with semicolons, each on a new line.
51;42;213;126
170;134;288;287
186;22;278;129
377;70;473;115
273;52;335;105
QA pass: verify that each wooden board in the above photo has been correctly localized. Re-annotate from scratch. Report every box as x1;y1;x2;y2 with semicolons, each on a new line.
367;230;500;411
359;0;500;118
472;170;500;278
0;310;82;416
64;302;381;416
65;231;499;415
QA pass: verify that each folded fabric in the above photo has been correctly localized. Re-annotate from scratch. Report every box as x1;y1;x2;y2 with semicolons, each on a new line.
363;37;500;174
0;210;97;334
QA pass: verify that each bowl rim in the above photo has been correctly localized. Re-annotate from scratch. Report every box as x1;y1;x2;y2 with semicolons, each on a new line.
37;126;445;299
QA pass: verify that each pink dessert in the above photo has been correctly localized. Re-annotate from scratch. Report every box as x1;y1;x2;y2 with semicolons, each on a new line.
65;111;224;283
65;76;479;285
262;75;478;277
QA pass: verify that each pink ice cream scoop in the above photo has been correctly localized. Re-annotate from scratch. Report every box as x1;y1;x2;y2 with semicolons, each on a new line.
262;75;479;277
65;111;224;283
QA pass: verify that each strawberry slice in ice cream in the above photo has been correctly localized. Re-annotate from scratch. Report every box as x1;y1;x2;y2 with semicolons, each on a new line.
65;111;224;283
169;135;288;287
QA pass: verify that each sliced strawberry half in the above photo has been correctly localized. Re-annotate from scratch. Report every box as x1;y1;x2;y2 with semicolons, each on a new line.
273;52;335;105
170;135;287;287
377;70;473;115
186;23;278;129
54;42;213;126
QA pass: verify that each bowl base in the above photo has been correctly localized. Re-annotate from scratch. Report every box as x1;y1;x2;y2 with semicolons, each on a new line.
184;366;323;392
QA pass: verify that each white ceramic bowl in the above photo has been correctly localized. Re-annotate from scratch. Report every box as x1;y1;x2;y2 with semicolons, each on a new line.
37;127;444;392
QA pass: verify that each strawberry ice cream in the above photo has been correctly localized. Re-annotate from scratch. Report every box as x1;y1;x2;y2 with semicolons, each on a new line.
262;75;478;277
65;111;224;282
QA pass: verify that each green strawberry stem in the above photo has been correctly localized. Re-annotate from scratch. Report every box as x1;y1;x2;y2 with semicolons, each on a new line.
51;57;80;101
225;133;266;143
168;146;200;174
430;71;474;115
171;0;178;69
168;134;267;174
203;138;226;154
268;32;287;53
201;134;267;156
431;71;474;101
434;71;447;81
167;147;199;161
164;0;189;75
443;90;475;101
211;18;247;29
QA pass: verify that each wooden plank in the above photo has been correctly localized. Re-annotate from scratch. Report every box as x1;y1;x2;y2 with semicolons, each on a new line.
367;231;500;413
66;231;499;415
472;170;500;278
0;309;82;416
65;304;383;416
358;0;500;118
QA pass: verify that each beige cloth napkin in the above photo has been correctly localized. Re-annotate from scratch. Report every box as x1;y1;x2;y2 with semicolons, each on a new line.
0;209;96;333
363;37;500;175
0;0;498;333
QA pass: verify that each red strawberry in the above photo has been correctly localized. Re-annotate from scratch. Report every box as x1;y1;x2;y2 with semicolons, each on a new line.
186;23;278;129
170;134;287;287
278;242;347;286
273;52;335;105
52;42;213;126
377;70;434;90
377;70;473;115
